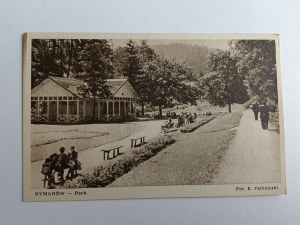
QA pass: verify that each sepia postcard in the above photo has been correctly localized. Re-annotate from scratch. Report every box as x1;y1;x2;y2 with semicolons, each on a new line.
23;33;286;201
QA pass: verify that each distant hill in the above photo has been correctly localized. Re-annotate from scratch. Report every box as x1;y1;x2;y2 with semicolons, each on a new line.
152;43;212;76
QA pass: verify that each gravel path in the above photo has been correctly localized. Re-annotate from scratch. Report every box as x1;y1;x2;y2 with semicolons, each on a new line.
211;109;281;184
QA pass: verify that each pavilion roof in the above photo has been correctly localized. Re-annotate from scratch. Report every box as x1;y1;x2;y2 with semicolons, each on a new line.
48;76;129;98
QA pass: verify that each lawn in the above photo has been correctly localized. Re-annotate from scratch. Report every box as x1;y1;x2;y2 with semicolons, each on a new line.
31;122;146;162
110;112;242;187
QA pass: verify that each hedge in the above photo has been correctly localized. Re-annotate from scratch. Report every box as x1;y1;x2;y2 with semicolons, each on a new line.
180;116;216;133
65;135;176;188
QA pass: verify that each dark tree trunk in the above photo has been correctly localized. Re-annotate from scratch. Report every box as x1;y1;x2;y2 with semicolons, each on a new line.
60;40;64;77
92;97;96;122
159;104;162;117
141;101;144;116
228;103;232;113
67;40;73;78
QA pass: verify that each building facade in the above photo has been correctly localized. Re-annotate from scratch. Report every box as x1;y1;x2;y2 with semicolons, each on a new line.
31;76;141;123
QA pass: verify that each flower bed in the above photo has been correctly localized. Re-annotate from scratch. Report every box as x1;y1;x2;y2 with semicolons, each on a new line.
66;136;176;188
180;116;216;133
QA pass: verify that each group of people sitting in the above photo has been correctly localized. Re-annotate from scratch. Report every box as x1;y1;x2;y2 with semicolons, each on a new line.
41;146;81;187
162;112;197;131
177;112;197;127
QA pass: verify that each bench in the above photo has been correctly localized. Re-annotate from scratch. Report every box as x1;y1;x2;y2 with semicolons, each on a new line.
101;145;123;160
130;136;146;148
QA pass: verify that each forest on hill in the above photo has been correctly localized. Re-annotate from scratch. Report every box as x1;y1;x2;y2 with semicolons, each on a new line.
152;43;211;76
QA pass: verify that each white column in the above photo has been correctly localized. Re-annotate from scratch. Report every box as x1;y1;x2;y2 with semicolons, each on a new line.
124;100;127;117
57;98;59;122
37;98;40;121
47;99;49;122
129;100;132;114
67;98;69;122
112;99;115;119
77;99;79;122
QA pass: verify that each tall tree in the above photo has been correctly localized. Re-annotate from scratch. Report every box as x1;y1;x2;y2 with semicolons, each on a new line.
112;46;126;78
231;40;278;103
141;57;199;116
204;50;248;112
76;39;114;121
121;40;156;115
122;40;143;85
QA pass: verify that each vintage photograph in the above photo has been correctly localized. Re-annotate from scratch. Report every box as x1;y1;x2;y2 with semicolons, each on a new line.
23;33;285;201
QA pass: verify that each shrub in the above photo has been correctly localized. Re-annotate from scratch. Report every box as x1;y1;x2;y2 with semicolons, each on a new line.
69;136;176;188
180;116;216;133
205;111;212;116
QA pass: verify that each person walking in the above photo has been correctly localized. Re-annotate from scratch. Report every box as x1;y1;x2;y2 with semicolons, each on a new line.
58;147;68;183
252;101;260;121
260;101;270;130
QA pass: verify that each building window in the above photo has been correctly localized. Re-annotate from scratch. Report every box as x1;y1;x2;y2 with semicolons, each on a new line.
79;101;83;115
69;101;77;115
39;101;48;114
31;101;37;115
59;101;67;115
100;101;107;115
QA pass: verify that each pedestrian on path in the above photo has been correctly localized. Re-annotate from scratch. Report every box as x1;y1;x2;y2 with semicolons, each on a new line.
260;101;270;130
252;101;260;121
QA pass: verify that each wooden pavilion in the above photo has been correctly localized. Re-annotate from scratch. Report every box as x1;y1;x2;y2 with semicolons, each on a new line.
31;76;141;123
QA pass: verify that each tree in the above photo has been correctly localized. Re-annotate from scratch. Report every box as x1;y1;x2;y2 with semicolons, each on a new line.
31;39;61;87
122;40;143;85
31;39;79;87
141;57;199;116
76;39;114;121
231;40;278;104
204;50;248;112
112;46;126;78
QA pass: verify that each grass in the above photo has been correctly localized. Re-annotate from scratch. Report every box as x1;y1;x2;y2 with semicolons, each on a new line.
65;136;176;188
31;122;146;162
110;112;242;187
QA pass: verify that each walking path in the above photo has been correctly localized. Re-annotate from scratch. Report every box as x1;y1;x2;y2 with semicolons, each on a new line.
211;110;281;184
110;109;281;187
31;120;165;188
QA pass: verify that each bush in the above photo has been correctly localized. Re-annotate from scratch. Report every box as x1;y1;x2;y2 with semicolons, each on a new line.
70;136;176;188
205;111;212;116
180;116;216;133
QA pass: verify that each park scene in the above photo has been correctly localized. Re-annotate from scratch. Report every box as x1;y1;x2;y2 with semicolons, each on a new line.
30;38;281;189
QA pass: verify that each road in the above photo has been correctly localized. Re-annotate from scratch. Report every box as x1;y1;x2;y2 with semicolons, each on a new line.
211;109;281;184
